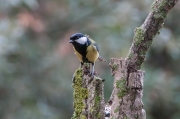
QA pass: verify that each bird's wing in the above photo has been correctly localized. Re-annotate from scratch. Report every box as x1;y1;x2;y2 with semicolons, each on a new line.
88;37;99;52
86;36;106;63
92;43;99;52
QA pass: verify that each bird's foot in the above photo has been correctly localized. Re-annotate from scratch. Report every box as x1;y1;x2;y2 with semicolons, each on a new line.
90;72;94;79
72;75;75;83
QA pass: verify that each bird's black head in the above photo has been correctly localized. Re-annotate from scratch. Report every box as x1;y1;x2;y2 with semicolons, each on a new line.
69;33;87;45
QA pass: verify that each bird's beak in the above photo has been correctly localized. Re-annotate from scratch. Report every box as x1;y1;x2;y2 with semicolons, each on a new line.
69;40;73;43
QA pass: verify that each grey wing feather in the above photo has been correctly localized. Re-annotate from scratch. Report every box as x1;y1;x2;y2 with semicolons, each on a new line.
93;43;99;52
92;42;106;62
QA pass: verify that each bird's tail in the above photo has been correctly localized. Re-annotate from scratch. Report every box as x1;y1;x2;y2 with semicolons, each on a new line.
98;56;107;62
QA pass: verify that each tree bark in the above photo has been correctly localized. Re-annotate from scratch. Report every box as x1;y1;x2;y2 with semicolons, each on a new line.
71;0;179;119
108;0;178;119
126;0;179;72
109;58;146;119
71;67;105;119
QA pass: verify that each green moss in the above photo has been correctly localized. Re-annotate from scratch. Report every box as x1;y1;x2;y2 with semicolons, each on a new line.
146;40;153;48
90;108;94;113
153;11;166;19
134;27;145;46
134;114;138;119
136;59;142;68
139;49;146;57
71;68;89;119
116;78;128;98
151;0;168;19
90;82;102;118
81;88;89;99
80;115;86;119
123;116;129;119
97;112;101;118
111;117;118;119
95;95;101;106
128;52;134;59
94;93;101;118
114;107;119;113
111;64;118;71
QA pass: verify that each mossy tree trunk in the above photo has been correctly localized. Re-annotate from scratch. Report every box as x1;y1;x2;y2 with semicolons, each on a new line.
71;67;105;119
71;0;178;119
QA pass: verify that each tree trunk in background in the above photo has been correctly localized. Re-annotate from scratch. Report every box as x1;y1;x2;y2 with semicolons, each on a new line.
71;0;179;119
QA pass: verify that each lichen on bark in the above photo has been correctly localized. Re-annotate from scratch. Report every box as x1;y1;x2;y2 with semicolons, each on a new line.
71;68;88;119
127;0;178;72
116;78;128;98
71;67;105;119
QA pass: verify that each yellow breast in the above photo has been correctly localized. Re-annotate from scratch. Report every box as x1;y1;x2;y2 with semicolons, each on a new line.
86;45;99;63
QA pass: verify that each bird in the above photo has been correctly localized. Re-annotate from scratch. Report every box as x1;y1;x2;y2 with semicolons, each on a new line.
69;33;106;78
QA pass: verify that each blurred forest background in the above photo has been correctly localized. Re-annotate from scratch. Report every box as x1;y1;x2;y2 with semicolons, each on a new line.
0;0;180;119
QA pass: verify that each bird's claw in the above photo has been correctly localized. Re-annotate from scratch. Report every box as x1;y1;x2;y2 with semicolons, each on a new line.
72;74;75;83
90;72;94;78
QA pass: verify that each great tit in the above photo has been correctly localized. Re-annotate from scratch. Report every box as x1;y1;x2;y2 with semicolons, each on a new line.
69;33;105;77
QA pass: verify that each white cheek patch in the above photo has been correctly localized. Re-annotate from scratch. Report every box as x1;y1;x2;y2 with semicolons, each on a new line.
76;37;87;44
